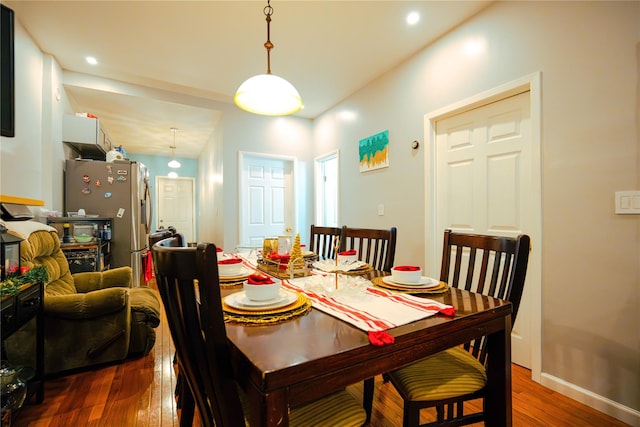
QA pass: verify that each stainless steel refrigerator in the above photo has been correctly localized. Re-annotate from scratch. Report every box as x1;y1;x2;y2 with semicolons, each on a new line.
64;159;152;287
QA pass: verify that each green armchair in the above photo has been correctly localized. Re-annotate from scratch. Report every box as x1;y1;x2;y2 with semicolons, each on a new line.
3;221;160;375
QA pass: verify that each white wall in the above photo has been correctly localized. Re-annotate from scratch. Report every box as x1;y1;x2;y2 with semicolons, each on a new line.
0;18;68;213
197;117;224;246
313;1;639;424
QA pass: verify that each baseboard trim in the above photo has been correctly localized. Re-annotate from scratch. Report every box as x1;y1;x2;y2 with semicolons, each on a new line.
540;372;640;427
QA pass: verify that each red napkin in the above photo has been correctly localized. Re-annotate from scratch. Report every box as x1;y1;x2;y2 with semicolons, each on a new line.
267;253;291;269
368;331;395;346
247;274;275;285
218;258;242;265
393;265;421;271
439;306;456;317
216;247;223;252
267;253;289;261
339;250;357;256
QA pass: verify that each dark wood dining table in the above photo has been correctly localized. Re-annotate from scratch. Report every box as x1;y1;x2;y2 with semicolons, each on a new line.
222;270;513;427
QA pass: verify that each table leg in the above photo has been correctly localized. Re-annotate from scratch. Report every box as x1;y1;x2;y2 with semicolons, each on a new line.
484;314;512;426
246;385;290;427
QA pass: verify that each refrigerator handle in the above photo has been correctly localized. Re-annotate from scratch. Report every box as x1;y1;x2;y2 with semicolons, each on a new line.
144;181;152;234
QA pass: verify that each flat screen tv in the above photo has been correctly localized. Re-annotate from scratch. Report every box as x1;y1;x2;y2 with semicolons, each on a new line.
1;4;15;138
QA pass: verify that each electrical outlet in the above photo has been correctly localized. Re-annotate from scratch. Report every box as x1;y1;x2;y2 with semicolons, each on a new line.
378;204;384;216
615;191;640;214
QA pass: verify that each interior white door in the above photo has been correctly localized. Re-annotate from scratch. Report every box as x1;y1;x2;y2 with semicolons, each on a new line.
435;91;535;368
156;176;196;243
239;154;294;247
314;151;339;227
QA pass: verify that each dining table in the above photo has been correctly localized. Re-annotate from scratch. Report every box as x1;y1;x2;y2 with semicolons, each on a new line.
220;253;513;427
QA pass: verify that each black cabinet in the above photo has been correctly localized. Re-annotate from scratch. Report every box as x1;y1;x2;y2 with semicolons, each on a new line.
1;281;44;404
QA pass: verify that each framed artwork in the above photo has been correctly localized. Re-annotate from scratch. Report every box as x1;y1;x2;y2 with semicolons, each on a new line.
359;129;389;172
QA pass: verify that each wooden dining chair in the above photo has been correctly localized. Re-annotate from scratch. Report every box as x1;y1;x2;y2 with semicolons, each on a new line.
340;226;397;272
383;229;531;427
152;238;368;427
309;224;343;260
149;235;195;426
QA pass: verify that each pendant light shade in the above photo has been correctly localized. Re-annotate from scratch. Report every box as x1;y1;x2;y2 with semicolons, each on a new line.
234;0;303;116
168;157;181;169
235;74;302;116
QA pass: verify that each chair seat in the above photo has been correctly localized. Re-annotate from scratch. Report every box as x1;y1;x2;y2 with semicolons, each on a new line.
388;346;487;401
290;390;367;426
238;385;366;427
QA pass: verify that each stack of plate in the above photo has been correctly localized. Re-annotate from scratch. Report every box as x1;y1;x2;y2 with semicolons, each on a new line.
219;266;251;286
224;289;298;312
380;275;441;291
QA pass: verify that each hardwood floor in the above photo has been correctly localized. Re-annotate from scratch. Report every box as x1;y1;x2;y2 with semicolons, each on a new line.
10;284;630;427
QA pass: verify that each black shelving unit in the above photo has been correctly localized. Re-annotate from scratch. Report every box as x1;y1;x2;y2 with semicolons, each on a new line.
46;217;113;272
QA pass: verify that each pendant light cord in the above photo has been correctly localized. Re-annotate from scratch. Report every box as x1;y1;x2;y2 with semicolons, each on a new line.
264;0;274;74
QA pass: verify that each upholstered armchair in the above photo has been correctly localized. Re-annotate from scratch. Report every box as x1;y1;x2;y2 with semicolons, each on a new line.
2;220;160;375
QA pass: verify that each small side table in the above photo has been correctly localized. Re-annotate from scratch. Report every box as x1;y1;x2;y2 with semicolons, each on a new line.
1;281;45;404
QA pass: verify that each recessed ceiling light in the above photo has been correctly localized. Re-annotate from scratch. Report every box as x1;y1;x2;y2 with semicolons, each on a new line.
406;12;420;26
85;56;98;65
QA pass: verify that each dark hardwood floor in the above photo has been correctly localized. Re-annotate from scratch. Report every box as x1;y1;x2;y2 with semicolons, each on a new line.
9;283;630;427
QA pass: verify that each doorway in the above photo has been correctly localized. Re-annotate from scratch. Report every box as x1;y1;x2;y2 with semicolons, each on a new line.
314;150;340;227
426;73;542;378
238;152;296;247
156;176;196;243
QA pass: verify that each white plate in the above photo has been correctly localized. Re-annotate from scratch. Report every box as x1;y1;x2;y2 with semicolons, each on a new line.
218;266;251;278
224;290;298;311
382;276;440;288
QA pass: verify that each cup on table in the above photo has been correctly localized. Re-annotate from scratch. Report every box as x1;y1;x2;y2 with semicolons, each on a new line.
391;265;422;283
244;275;281;301
262;238;278;258
277;235;292;255
337;249;358;264
218;258;243;276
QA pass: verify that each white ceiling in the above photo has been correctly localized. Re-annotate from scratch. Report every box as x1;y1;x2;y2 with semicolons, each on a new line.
5;0;492;158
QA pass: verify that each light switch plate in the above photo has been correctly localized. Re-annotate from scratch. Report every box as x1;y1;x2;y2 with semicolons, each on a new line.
615;191;640;214
377;204;384;216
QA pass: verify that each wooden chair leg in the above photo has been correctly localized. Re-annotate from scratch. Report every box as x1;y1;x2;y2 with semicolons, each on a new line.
179;385;195;427
404;403;419;427
363;377;375;423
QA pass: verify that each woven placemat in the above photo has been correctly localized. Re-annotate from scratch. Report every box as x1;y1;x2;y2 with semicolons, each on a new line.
370;276;450;295
223;292;312;325
219;279;246;288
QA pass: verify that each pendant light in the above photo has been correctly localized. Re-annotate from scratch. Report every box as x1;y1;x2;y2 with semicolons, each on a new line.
168;127;181;169
234;0;303;116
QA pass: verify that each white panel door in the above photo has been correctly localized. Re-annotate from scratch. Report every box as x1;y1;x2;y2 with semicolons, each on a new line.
314;151;339;227
156;176;196;243
240;155;293;247
436;91;534;367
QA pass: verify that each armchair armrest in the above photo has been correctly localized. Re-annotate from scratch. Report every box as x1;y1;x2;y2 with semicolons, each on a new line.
73;267;133;293
43;287;129;319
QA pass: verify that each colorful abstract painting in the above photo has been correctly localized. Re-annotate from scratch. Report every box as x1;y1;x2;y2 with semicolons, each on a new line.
359;130;389;172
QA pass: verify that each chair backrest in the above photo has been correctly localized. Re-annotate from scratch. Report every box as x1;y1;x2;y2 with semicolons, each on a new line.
151;238;245;427
439;229;530;364
309;225;343;260
341;226;397;272
148;229;184;248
